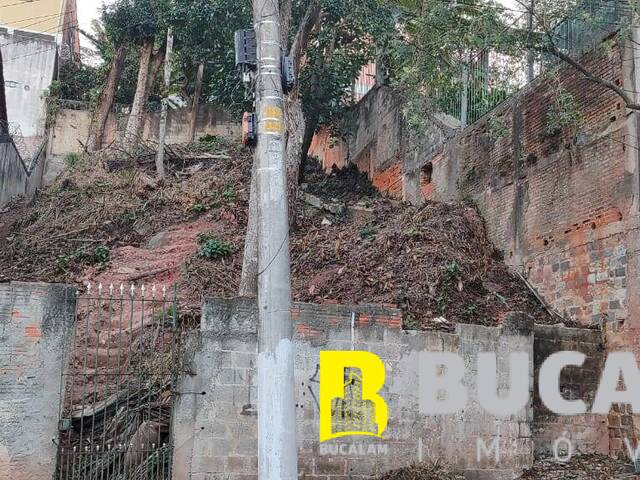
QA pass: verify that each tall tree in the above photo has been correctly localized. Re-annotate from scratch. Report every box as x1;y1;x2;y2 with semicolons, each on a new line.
87;44;129;151
124;0;167;141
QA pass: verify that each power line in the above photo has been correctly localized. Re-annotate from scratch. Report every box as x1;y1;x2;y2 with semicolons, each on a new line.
0;0;43;9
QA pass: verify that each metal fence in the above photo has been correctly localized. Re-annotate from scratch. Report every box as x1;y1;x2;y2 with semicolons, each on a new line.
56;284;180;480
434;0;632;127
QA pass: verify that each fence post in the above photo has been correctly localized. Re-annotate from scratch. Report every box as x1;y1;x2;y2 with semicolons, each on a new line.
461;62;469;128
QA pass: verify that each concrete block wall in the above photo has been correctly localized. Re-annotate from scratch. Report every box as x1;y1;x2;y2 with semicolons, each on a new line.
532;325;609;457
0;282;76;480
173;298;537;480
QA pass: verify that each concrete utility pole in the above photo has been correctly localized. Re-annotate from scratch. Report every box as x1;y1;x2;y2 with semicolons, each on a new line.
252;0;298;478
156;28;174;180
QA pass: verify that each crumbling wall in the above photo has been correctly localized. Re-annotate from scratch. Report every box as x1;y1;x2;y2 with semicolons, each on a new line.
173;298;535;480
0;282;76;480
424;42;635;330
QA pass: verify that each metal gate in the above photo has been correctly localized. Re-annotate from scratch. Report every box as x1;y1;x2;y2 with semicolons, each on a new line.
56;284;180;480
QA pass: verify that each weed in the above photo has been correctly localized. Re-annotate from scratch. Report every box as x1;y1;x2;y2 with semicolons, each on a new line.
333;207;348;224
56;250;85;268
359;223;377;241
404;313;418;330
64;153;80;168
191;203;207;213
436;291;450;313
446;261;461;280
465;303;478;316
195;134;234;152
222;186;236;200
198;238;234;260
94;245;110;265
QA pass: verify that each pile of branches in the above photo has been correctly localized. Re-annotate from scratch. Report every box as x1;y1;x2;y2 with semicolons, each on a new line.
0;138;251;284
377;463;464;480
518;455;639;480
291;197;554;330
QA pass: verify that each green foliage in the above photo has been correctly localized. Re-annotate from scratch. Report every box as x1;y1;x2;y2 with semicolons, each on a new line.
170;0;253;115
197;235;234;260
359;223;377;241
56;250;85;269
465;303;478;316
545;87;584;136
64;153;80;169
57;62;101;103
191;203;207;212
102;0;166;46
222;186;236;200
445;261;461;280
94;245;111;265
487;117;510;140
195;134;233;152
55;245;110;269
436;291;450;313
299;0;395;135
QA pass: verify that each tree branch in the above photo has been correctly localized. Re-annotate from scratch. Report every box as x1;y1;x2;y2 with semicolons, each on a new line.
510;0;640;111
544;43;640;111
290;0;322;75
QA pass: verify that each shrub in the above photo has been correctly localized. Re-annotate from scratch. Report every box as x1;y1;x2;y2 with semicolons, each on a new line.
198;238;234;260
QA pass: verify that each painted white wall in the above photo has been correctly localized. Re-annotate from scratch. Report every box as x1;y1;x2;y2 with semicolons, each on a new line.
1;29;58;143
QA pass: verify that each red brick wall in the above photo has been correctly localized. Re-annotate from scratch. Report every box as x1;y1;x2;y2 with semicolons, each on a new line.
425;42;635;332
311;41;637;333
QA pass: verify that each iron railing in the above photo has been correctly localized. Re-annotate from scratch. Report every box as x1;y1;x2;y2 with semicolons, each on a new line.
56;284;180;480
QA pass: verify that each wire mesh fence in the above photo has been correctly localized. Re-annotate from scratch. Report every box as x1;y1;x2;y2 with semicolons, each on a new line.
433;0;632;127
56;284;180;480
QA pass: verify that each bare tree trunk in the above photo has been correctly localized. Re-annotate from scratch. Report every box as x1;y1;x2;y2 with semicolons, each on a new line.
145;46;165;100
298;110;318;183
87;44;128;151
189;63;204;142
125;39;154;141
156;29;173;180
239;158;259;296
0;47;8;135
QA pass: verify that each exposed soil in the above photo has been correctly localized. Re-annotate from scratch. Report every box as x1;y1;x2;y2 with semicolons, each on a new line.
0;139;564;330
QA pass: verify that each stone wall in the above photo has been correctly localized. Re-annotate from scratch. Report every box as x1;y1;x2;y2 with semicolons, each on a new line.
173;298;537;480
0;282;76;480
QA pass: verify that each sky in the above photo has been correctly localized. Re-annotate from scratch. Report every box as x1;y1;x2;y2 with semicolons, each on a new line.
77;0;104;48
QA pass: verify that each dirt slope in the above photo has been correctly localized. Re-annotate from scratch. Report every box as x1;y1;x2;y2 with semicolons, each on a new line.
0;138;561;330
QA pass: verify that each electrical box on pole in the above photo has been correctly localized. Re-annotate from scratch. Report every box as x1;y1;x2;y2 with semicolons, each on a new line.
281;55;295;93
235;29;257;85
